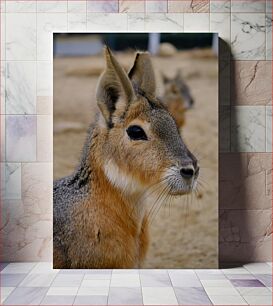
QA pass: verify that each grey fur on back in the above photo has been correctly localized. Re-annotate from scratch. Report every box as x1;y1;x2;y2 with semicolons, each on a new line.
53;123;95;258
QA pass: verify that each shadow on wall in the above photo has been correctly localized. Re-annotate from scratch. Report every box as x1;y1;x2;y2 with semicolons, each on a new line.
219;39;261;268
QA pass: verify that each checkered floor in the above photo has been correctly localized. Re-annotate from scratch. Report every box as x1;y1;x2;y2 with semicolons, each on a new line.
0;262;272;305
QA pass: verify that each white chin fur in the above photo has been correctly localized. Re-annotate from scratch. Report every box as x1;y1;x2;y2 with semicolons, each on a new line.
104;159;144;195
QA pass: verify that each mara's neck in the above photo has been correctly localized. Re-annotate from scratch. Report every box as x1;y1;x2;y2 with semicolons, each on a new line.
91;162;147;229
75;122;147;228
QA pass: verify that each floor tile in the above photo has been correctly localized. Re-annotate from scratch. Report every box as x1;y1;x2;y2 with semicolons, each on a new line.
84;269;112;275
243;294;272;305
142;287;178;305
168;269;196;276
169;271;202;287
41;295;75;305
82;279;110;287
3;287;48;305
19;273;57;287
195;270;226;280
225;274;256;280
230;279;265;287
1;263;36;274
141;269;168;275
174;287;212;305
77;286;109;296
46;287;78;296
222;267;251;275
208;295;247;305
0;263;9;272
1;287;15;302
237;286;272;296
74;295;108;305
201;280;233;287
59;269;86;274
29;262;58;274
110;274;140;287
204;286;240;296
140;272;171;287
108;287;143;305
244;263;272;274
83;274;111;280
112;269;139;274
1;274;27;287
51;274;84;287
254;274;273;287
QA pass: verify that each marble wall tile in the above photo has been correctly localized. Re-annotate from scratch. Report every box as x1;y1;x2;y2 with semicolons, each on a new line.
210;13;231;44
37;1;67;13
184;13;209;32
6;13;36;60
1;63;6;114
266;13;272;60
266;0;272;12
37;13;67;61
266;106;272;152
37;115;52;162
87;13;127;31
146;0;167;13
220;106;230;152
231;0;266;13
5;61;36;114
231;106;266;152
0;199;24;261
1;197;52;262
0;0;6;12
231;13;266;60
37;62;52;97
119;1;144;13
144;13;183;31
128;13;145;31
168;0;209;13
22;162;52;215
87;0;118;13
219;60;230;105
36;96;53;115
1;12;6;60
68;0;87;13
220;153;272;210
68;13;87;31
6;1;37;13
1;115;5;161
3;163;21;199
6;115;36;162
220;209;272;262
210;0;231;13
231;61;272;105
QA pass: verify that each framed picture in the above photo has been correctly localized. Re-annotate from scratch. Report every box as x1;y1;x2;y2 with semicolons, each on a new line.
53;33;218;269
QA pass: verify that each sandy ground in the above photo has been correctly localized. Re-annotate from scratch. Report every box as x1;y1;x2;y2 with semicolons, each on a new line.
53;49;218;268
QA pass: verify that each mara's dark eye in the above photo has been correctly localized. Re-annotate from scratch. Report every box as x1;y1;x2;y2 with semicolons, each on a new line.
126;125;148;141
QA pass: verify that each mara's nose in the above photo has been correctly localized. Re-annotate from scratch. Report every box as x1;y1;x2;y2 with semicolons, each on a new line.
180;165;197;179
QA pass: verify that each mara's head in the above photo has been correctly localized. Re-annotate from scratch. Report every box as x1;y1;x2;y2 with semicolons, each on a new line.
95;47;198;196
162;70;194;109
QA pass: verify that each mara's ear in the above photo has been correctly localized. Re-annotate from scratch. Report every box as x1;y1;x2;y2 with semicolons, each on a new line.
128;52;156;96
96;47;135;127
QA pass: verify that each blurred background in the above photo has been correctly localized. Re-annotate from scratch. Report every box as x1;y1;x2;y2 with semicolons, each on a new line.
53;33;218;268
